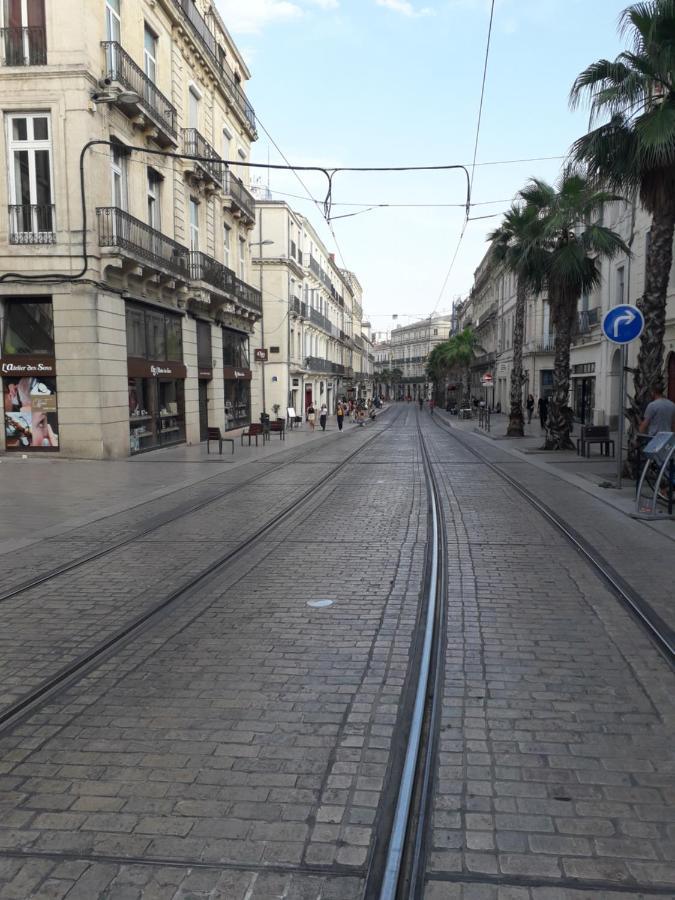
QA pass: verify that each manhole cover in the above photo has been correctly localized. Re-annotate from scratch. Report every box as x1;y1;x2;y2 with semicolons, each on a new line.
306;599;334;608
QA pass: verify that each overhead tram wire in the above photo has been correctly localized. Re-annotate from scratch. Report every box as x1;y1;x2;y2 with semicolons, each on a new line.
429;0;497;318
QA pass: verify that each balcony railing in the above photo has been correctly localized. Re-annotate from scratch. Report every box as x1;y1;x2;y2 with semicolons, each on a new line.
305;357;346;375
189;251;262;315
1;26;46;66
291;297;308;318
183;128;223;186
528;335;555;353
189;250;236;293
172;0;257;137
224;172;255;224
97;207;189;279
101;42;177;144
576;307;601;335
234;274;262;315
9;204;55;244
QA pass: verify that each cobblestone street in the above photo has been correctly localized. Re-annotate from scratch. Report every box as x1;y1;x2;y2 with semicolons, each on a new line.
0;406;673;899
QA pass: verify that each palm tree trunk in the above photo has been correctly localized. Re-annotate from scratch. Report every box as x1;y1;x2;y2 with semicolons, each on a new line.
506;280;526;436
627;202;675;473
544;294;576;451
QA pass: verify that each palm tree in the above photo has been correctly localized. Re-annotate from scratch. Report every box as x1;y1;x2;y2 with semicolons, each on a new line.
488;204;546;437
442;328;482;406
426;345;450;402
520;172;629;449
570;0;675;449
390;366;403;399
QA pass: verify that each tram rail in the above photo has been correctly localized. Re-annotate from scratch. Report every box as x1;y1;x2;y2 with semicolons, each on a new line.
0;415;394;605
430;411;675;667
0;406;403;735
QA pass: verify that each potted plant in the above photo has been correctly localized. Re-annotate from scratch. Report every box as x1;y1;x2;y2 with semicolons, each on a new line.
272;403;282;422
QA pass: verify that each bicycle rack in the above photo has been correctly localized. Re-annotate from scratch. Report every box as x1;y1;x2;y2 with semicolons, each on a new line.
635;431;675;518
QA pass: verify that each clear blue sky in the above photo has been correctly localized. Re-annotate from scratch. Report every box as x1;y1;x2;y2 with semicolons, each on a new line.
217;0;628;331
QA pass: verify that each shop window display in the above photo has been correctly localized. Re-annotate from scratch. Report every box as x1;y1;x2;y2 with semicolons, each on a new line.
4;374;58;449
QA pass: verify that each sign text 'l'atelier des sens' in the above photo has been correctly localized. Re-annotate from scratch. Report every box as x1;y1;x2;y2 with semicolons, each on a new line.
1;357;57;376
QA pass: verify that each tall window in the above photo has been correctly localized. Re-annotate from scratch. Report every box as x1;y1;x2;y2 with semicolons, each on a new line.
105;0;120;42
188;86;200;131
2;0;46;65
223;223;231;268
143;24;157;81
111;142;127;209
7;112;53;240
147;168;160;229
222;126;232;162
238;236;246;280
189;197;199;250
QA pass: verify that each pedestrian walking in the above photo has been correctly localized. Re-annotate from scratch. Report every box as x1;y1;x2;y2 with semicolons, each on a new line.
336;401;344;431
538;396;548;431
639;385;675;436
418;396;423;410
429;398;435;415
319;403;328;431
307;403;316;431
526;393;535;424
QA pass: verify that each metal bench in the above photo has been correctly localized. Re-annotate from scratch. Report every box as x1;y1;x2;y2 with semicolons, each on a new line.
241;422;268;446
206;427;234;455
269;419;286;440
576;425;615;457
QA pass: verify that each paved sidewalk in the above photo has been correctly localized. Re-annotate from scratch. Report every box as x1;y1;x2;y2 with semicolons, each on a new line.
438;409;675;542
0;414;383;557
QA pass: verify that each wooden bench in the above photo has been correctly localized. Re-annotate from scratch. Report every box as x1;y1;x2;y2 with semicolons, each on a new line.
576;425;615;457
269;419;286;440
241;422;267;446
206;427;234;455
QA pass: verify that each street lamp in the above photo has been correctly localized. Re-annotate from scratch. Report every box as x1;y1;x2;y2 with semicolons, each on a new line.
251;227;275;415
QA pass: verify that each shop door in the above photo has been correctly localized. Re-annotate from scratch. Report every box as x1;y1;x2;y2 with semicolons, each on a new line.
305;385;312;412
573;378;595;424
198;381;209;441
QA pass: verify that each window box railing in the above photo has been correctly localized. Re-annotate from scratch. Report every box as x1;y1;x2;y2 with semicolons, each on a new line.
224;172;255;224
189;251;262;315
234;274;262;315
172;0;256;137
183;128;223;186
97;207;189;278
101;42;177;144
9;204;55;244
1;26;46;66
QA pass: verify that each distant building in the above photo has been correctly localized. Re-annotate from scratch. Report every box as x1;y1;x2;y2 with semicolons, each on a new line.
389;315;453;400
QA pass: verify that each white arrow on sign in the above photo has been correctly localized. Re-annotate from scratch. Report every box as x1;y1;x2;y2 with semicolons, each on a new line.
613;309;635;338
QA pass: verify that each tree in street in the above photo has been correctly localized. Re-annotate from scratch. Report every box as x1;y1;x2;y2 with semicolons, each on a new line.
570;0;675;454
520;172;629;449
488;203;546;437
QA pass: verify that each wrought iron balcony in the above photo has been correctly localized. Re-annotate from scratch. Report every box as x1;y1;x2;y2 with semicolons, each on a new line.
172;0;257;138
183;128;223;186
575;307;601;336
1;26;46;65
234;274;262;315
291;296;308;318
224;172;255;225
101;42;178;146
305;357;346;375
189;251;262;315
97;207;189;279
527;335;555;353
9;204;55;244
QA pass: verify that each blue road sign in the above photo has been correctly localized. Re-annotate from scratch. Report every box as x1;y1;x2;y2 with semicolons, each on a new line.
602;304;645;345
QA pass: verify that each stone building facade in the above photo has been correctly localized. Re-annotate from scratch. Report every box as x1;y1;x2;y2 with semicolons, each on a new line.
249;200;371;418
0;0;261;457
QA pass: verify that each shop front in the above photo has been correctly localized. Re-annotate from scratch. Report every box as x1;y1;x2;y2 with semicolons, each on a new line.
223;327;251;430
572;363;596;425
126;303;186;454
2;297;60;452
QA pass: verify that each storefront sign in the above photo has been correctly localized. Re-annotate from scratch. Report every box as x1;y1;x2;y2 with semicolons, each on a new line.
1;357;56;376
198;367;213;380
127;358;187;379
3;359;59;452
223;366;252;381
254;349;268;362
